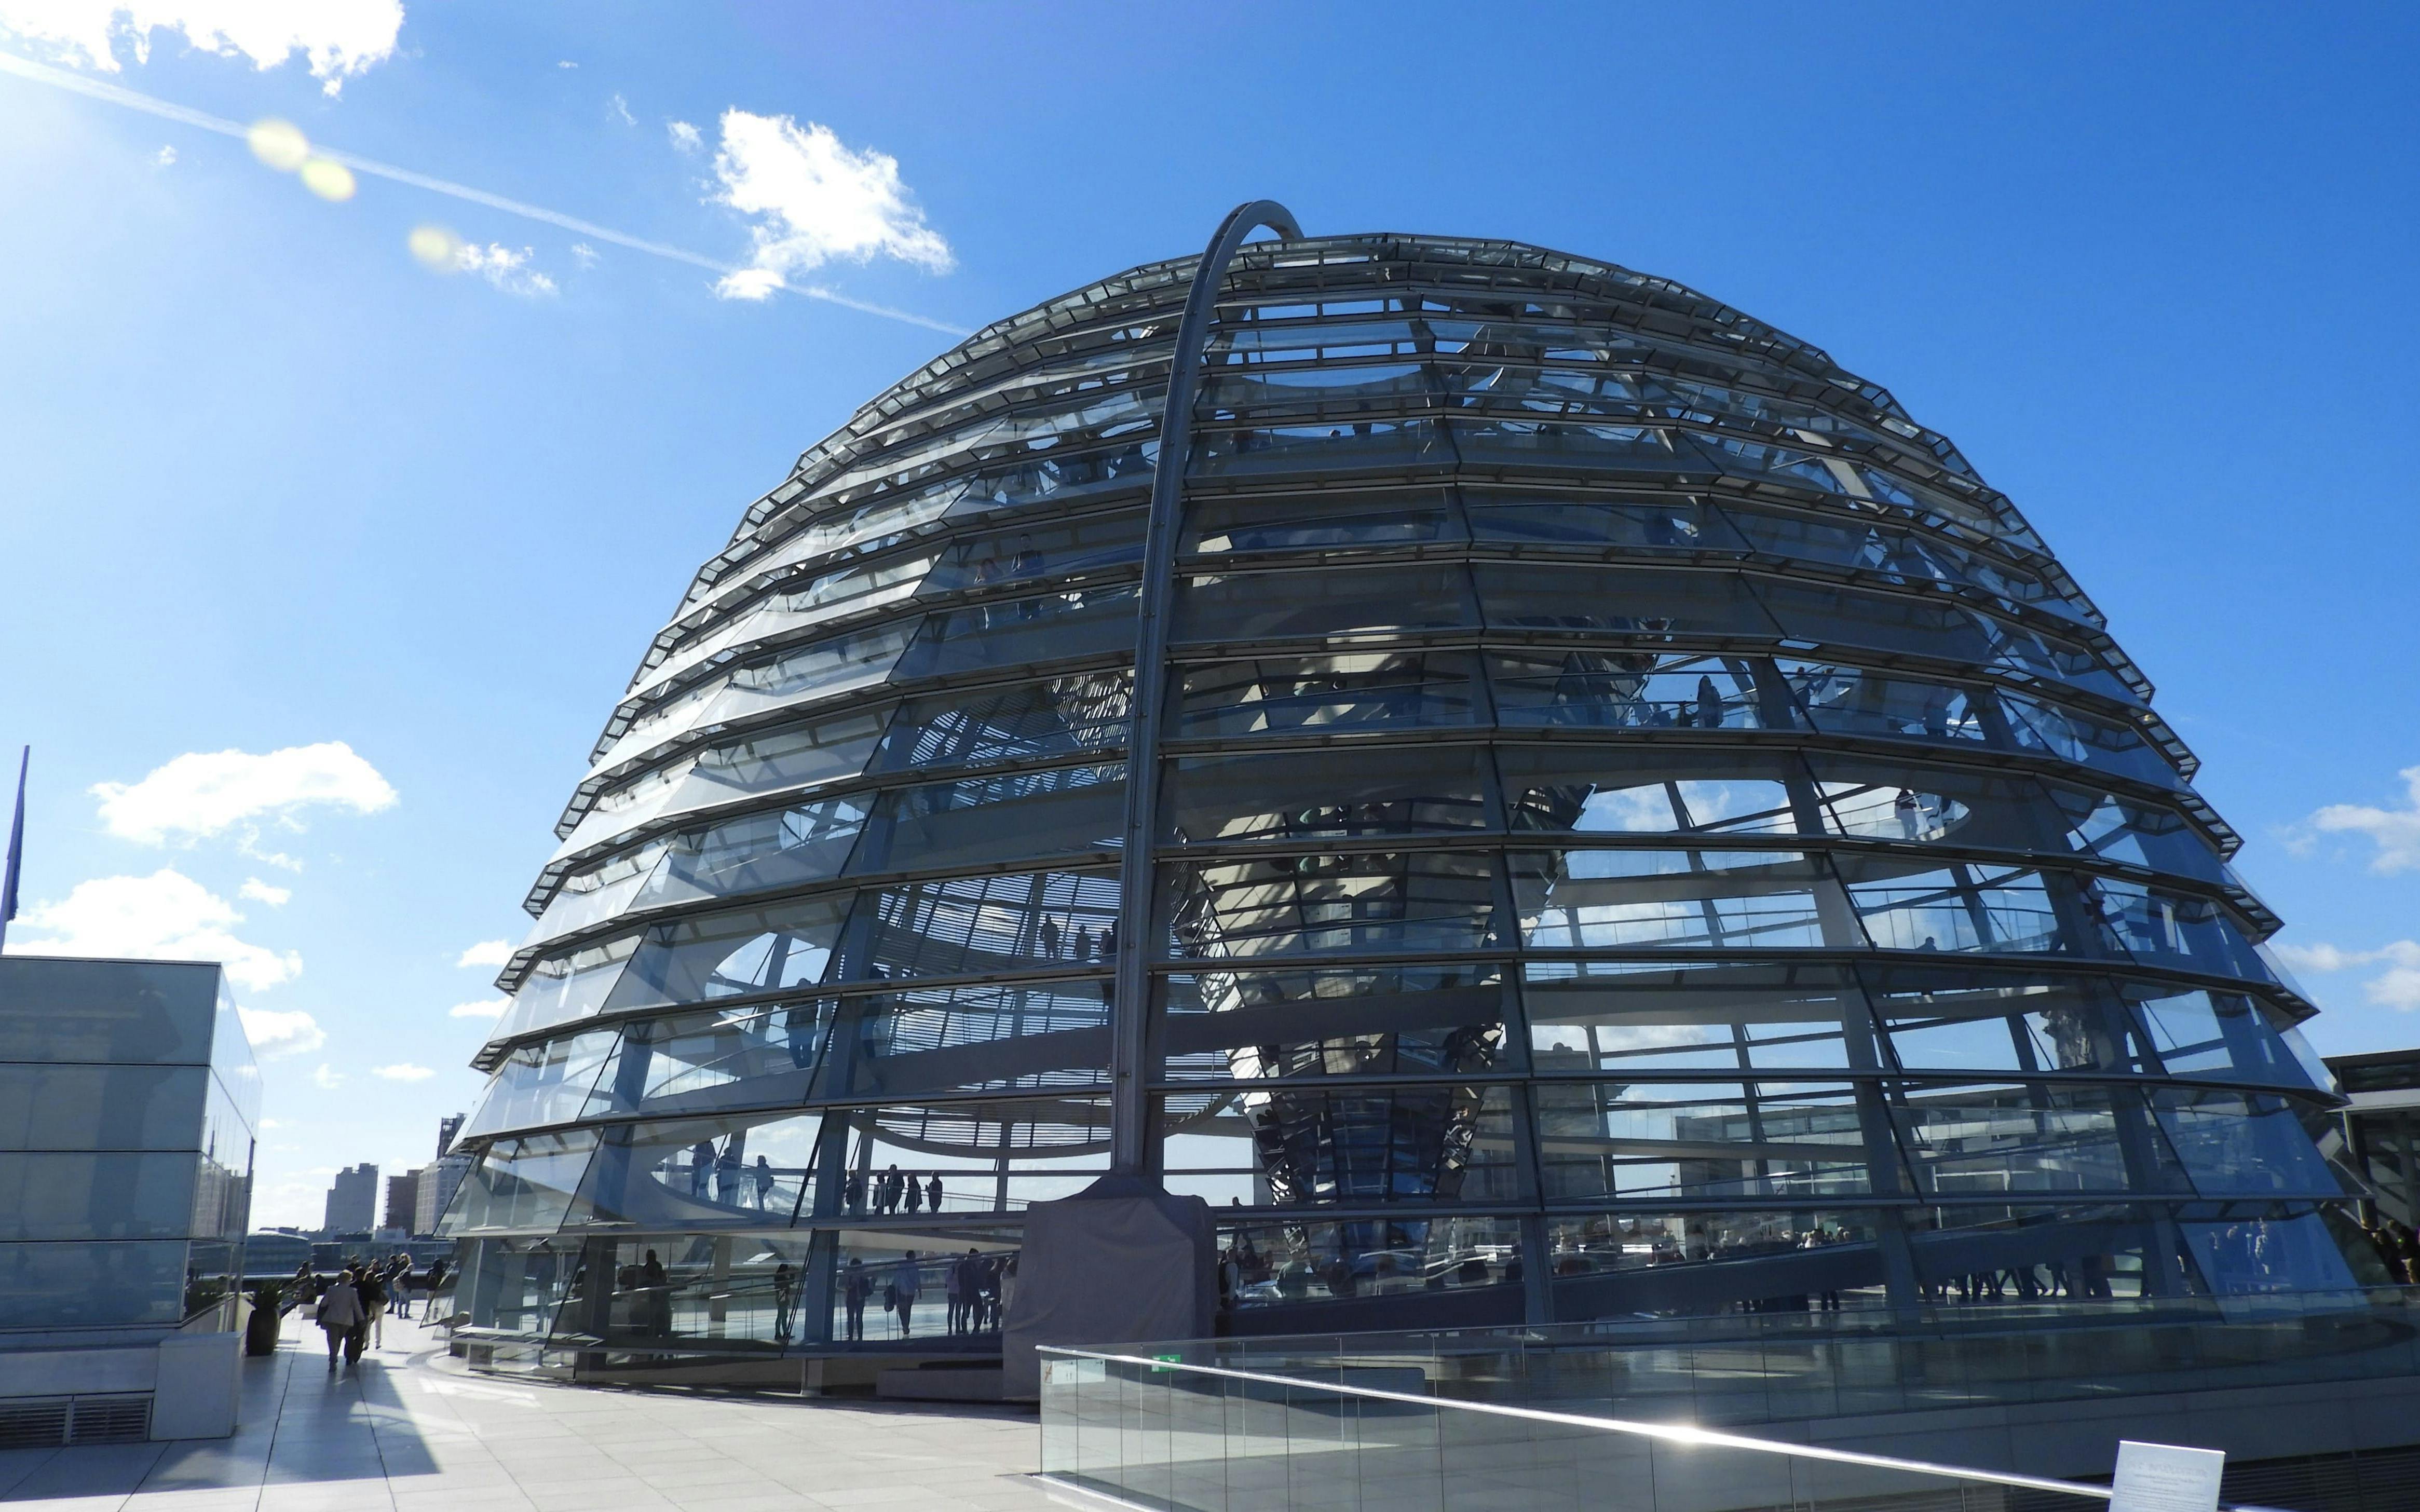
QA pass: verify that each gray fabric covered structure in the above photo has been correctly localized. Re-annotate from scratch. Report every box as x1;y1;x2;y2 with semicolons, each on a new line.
1003;1176;1215;1399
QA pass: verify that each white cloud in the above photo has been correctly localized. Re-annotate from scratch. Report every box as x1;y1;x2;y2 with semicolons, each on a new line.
13;868;301;989
555;58;574;69
239;877;291;906
607;91;633;126
236;1004;323;1056
2308;766;2420;875
455;938;513;969
310;1064;343;1089
666;118;700;153
371;1062;433;1082
258;1118;283;1130
0;0;405;96
454;242;556;297
153;143;174;166
569;241;599;268
447;997;507;1018
2272;939;2420;1014
706;108;951;302
92;741;396;847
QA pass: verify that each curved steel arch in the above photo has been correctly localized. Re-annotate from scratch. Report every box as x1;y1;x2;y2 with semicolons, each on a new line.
1109;199;1304;1174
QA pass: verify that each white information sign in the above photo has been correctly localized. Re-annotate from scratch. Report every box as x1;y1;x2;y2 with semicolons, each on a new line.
2110;1440;2225;1512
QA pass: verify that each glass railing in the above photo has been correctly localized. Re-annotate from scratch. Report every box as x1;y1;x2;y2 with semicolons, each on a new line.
1112;1287;2420;1434
1040;1342;2146;1512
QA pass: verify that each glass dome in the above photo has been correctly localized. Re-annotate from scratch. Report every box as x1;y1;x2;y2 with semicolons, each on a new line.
442;230;2369;1360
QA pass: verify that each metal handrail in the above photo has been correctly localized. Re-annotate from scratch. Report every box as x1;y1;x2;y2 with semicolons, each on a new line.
1038;1342;2267;1511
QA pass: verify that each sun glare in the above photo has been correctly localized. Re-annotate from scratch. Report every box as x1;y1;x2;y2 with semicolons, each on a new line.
409;224;465;271
246;118;310;173
300;158;358;201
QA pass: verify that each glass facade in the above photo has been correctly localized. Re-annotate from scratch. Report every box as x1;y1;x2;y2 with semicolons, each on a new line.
0;958;258;1336
449;233;2367;1357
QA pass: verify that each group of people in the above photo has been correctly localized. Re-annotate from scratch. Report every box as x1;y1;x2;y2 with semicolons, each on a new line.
307;1254;445;1370
835;1248;1013;1340
685;1138;784;1210
844;1164;947;1216
2364;1218;2420;1281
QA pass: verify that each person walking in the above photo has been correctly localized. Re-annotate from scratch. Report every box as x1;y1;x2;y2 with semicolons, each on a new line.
387;1254;414;1319
927;1174;944;1213
892;1251;922;1337
772;1262;796;1342
753;1155;778;1212
903;1173;923;1215
424;1256;450;1319
314;1269;365;1371
690;1138;715;1198
842;1257;871;1341
715;1141;742;1205
944;1250;964;1334
358;1262;389;1349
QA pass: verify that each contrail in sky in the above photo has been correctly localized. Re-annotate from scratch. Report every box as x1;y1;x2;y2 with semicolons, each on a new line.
0;49;972;337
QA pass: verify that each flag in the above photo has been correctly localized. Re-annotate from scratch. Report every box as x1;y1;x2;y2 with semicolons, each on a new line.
0;747;25;949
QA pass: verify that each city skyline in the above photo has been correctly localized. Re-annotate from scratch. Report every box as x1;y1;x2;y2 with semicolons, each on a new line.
1;4;2415;1231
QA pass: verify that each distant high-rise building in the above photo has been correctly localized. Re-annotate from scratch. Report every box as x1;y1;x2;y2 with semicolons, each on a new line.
383;1171;421;1233
436;1113;464;1157
414;1152;472;1236
323;1163;377;1235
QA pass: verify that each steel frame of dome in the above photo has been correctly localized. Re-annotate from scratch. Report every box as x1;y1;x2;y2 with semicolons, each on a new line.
441;206;2374;1360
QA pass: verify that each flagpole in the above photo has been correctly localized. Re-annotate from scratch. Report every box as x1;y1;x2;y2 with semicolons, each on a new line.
0;746;26;954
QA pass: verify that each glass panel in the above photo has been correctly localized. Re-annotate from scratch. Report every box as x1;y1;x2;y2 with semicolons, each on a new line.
1871;966;2127;1073
848;764;1123;876
2000;691;2178;787
2181;1212;2360;1295
0;1064;208;1151
1167;746;1493;844
1185;488;1465;554
1174;563;1477;643
1889;1083;2181;1197
643;795;872;907
1175;650;1478;738
830;980;1111;1097
585;1000;834;1119
496;932;642;1040
1217;1216;1524;1305
1165;851;1502;960
0;1241;187;1328
824;1096;1112;1220
846;868;1122;982
1476;565;1782;635
1464;490;1745;554
207;977;260;1133
1525;963;1862;1073
465;1029;622;1138
1513;849;1833;951
609;895;852;1012
1906;1202;2155;1302
2046;784;2226;884
192;1074;253;1242
2129;984;2317;1087
1779;661;1990;744
0;959;216;1064
572;1113;827;1227
1159;963;1504;1083
636;550;935;699
2150;1088;2347;1197
1501;747;1807;837
891;583;1137;679
1750;579;2001;663
439;1131;600;1236
1801;754;2046;849
1837;855;2071;955
1193;417;1451;476
1534;1080;1873;1202
1545;1208;1884;1297
1489;650;1776;731
917;510;1145;596
1454;417;1695;471
665;706;889;816
868;671;1130;773
2086;879;2271;982
0;1152;200;1240
1163;1084;1520;1206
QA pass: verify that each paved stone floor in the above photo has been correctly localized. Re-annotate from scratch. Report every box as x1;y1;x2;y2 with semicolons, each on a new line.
0;1317;1061;1512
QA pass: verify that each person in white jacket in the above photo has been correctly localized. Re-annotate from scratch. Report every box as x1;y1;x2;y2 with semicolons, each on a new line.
314;1273;366;1371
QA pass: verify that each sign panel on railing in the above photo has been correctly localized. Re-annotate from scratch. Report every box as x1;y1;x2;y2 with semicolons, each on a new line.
2110;1440;2224;1512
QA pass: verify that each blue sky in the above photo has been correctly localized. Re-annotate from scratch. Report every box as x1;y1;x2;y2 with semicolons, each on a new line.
1;3;2414;1228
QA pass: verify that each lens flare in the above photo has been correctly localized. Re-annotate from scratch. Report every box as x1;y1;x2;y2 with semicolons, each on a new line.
246;118;309;172
409;224;464;271
300;158;357;201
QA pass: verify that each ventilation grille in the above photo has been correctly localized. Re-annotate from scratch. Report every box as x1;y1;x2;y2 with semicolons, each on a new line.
2224;1441;2420;1512
0;1398;70;1450
67;1394;152;1445
0;1392;152;1448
